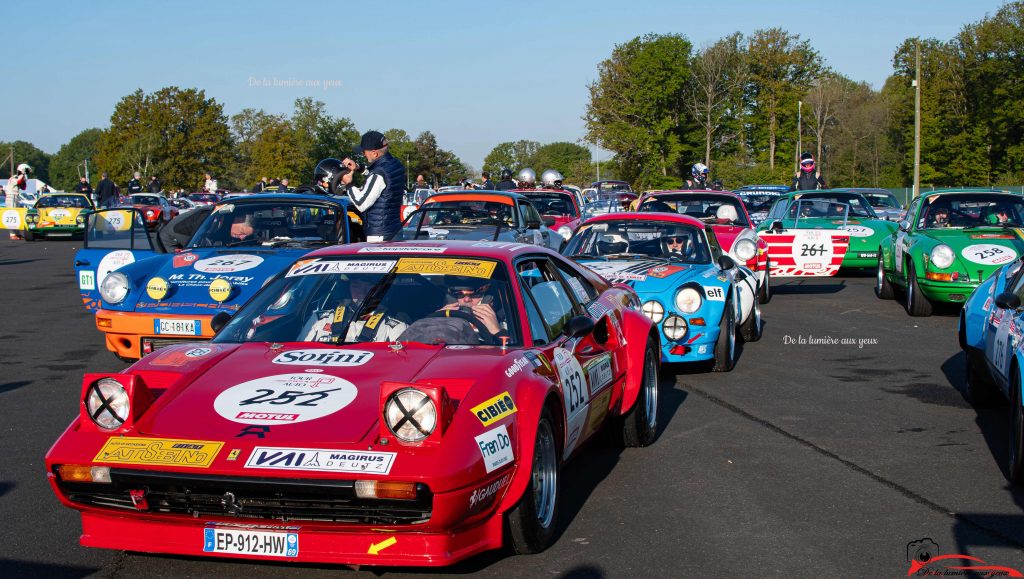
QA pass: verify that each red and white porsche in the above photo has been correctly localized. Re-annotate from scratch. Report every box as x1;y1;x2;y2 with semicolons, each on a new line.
45;240;660;566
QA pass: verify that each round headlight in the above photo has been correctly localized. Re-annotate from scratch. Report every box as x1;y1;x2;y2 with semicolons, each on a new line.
675;287;702;313
99;272;130;304
641;300;665;323
384;388;437;442
209;278;233;302
85;378;130;430
930;244;955;269
664;315;688;341
557;226;573;240
145;210;154;218
76;214;85;225
734;238;757;262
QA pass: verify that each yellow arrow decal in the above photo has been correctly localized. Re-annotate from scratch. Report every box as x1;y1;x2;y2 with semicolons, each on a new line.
367;536;397;555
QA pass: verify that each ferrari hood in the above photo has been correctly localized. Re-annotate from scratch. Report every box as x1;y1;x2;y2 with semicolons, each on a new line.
140;342;447;444
578;259;702;293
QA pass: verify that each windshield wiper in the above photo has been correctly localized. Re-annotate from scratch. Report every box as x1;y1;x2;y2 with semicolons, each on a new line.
225;238;263;247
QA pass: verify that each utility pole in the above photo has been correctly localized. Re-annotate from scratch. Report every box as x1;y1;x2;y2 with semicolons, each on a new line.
84;158;90;183
595;147;601;182
796;100;803;174
913;42;921;198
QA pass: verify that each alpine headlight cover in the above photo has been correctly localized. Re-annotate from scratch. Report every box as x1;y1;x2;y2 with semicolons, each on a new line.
663;315;688;341
85;378;130;430
930;244;955;269
641;300;665;323
734;238;757;262
675;287;702;314
384;388;437;442
557;225;573;240
99;271;130;304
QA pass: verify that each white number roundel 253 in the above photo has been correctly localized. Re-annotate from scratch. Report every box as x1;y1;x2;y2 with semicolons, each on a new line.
962;244;1016;266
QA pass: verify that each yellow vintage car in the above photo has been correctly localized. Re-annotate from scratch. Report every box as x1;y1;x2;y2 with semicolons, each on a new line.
24;193;96;240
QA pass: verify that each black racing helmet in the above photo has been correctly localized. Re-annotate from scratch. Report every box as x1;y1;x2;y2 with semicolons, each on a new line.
313;158;347;195
499;167;513;180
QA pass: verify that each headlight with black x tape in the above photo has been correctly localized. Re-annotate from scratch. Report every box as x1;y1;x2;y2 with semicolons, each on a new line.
80;374;155;432
379;383;454;444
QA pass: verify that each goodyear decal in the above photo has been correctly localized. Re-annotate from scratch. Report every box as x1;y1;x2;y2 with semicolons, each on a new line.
395;257;496;279
471;391;518;426
94;437;223;468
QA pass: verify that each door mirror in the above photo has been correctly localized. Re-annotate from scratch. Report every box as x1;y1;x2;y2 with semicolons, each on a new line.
717;255;736;270
562;315;596;339
525;218;541;229
898;220;911;232
210;311;232;334
769;220;784;233
542;216;556;227
995;292;1021;311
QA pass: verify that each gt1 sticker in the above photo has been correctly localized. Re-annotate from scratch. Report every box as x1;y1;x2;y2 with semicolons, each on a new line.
214;373;358;425
194;254;265;273
792;229;835;271
286;259;395;277
2;209;21;229
841;225;873;238
271;349;374;367
475;424;514;473
244;446;396;474
78;270;95;291
705;286;726;301
961;244;1016;266
97;250;135;286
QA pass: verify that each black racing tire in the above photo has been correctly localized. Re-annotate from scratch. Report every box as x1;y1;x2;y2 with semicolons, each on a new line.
966;348;1001;406
875;254;894;300
23;229;34;242
758;262;772;304
712;299;736;372
620;338;660;447
1010;365;1024;485
740;291;762;342
507;405;560;554
958;313;968;351
904;261;933;317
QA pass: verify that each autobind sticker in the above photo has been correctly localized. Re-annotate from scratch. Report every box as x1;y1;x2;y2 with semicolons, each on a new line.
961;244;1016;266
214;373;358;425
94;437;223;468
395;257;496;278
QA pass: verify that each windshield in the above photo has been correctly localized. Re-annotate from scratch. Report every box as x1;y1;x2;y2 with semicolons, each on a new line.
524;193;578;217
919;195;1024;229
788;195;875;218
565;220;711;264
188;201;345;248
737;193;783;213
638;194;750;226
401;202;515;240
583;199;627;219
596;182;632;193
131;195;162;206
864;193;900;208
189;193;219;202
36;195;90;209
213;256;519;346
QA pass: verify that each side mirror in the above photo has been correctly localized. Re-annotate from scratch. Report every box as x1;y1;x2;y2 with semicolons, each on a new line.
562;315;596;339
769;220;784;233
717;255;736;270
995;292;1021;311
898;220;911;232
210;311;232;334
542;216;556;227
526;219;541;229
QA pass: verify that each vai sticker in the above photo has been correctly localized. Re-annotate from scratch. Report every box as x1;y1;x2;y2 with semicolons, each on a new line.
244;447;396;474
471;392;517;426
395;257;496;278
287;259;395;277
475;425;514;473
962;244;1016;266
214;374;358;425
194;254;265;273
271;349;374;366
94;437;223;468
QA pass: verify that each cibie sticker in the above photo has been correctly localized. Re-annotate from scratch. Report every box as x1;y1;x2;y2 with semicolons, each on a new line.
841;225;874;238
97;250;135;285
286;259;395;277
705;286;726;301
244;447;396;475
271;349;374;367
961;244;1016;266
194;254;265;273
471;392;517;427
475;424;514;473
214;374;357;425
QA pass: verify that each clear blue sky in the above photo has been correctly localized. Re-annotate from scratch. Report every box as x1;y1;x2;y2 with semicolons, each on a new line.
1;0;1007;170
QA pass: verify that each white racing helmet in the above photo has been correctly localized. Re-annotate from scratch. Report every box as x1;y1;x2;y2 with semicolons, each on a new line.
716;204;739;222
517;168;537;186
16;163;32;174
540;169;564;188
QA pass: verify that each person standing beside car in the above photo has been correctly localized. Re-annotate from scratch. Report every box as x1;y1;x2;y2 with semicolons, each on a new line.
791;152;827;191
341;130;407;242
481;171;495;190
203;173;218;195
127;172;143;194
74;176;93;199
148;175;161;193
95;172;117;208
495;168;517;191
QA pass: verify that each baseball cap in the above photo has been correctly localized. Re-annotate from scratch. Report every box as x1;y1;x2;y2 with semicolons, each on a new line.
353;130;388;154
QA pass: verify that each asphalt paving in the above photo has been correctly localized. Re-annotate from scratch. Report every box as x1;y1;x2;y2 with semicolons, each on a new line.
1;239;1022;578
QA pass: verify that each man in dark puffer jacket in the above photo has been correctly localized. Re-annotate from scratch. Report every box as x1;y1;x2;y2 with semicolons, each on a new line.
341;131;407;242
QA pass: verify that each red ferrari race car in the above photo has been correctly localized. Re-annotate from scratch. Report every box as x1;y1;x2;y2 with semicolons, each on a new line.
127;193;178;229
46;240;661;567
636;190;772;302
514;188;583;247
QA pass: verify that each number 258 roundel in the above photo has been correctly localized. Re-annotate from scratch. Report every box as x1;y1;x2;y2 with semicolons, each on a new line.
213;374;358;425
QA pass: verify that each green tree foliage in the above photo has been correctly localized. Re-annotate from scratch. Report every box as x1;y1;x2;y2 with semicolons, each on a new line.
530;142;591;176
412;131;465;187
292;98;359;178
0;140;51;183
49;128;103;191
246;118;305;184
585;33;693;189
482;140;541;175
95;87;233;191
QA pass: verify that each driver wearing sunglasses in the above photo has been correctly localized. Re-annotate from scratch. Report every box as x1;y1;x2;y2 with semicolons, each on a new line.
438;278;504;340
662;234;690;259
